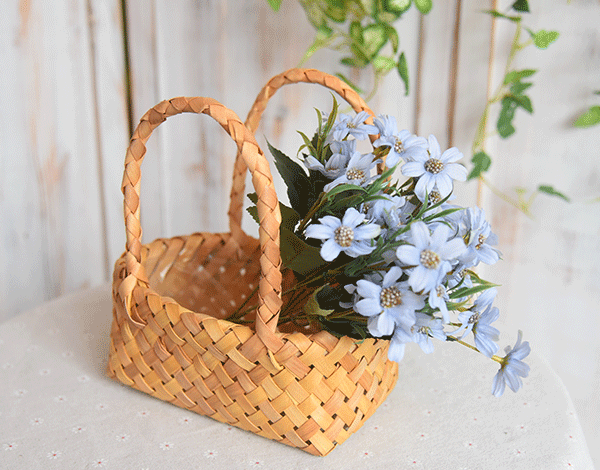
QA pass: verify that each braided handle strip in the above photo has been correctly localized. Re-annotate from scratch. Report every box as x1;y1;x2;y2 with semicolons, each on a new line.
120;97;283;350
227;68;377;239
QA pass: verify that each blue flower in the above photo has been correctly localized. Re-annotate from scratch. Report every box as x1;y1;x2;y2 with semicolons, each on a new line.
401;135;467;200
492;331;531;397
389;313;446;362
457;207;501;267
323;151;378;192
373;115;428;168
450;287;500;359
330;112;378;141
396;222;466;294
305;207;381;261
354;267;425;337
304;140;356;179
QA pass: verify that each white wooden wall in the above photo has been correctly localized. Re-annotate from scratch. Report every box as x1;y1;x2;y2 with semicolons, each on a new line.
2;0;599;461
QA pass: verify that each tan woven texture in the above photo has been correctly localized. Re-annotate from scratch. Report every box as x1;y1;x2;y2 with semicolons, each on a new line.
108;71;398;457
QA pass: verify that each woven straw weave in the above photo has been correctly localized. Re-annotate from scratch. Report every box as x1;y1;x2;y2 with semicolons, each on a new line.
108;69;399;456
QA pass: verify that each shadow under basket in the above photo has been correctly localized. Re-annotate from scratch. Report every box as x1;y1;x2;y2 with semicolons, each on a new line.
107;74;399;456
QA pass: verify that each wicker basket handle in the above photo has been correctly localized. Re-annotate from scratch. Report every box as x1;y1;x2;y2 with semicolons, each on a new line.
120;97;284;350
227;68;378;240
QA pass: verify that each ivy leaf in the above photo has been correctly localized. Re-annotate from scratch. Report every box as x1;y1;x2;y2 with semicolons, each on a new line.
506;93;533;113
511;0;530;12
414;0;433;14
482;10;521;22
529;29;560;49
267;141;313;216
349;21;363;44
324;4;347;22
497;97;518;138
265;0;282;12
384;24;400;54
373;55;396;74
384;0;412;15
537;185;570;202
574;106;600;128
509;80;533;95
362;23;389;59
468;151;492;179
397;52;409;96
504;69;536;84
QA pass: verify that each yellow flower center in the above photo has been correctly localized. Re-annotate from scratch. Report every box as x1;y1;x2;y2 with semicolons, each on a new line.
424;158;444;174
334;226;354;247
380;286;403;308
346;168;366;181
394;138;404;154
475;234;486;250
420;249;441;269
429;190;442;205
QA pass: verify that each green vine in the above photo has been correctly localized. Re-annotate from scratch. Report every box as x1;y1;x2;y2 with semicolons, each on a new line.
468;1;569;215
266;0;432;98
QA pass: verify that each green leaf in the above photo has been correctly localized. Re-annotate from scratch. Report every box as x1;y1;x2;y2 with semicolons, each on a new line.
468;151;492;179
265;0;282;12
324;5;347;22
510;80;533;95
384;0;412;15
340;55;368;68
349;21;363;44
397;52;409;96
511;0;529;12
325;0;345;7
537;185;570;202
449;283;500;300
482;10;521;22
247;195;300;231
574;106;600;128
373;55;396;74
530;29;559;49
414;0;432;14
304;286;335;317
267;141;313;216
322;96;340;140
362;23;388;58
497;97;518;138
384;24;400;53
422;207;463;223
506;93;533;113
280;226;327;275
504;69;536;84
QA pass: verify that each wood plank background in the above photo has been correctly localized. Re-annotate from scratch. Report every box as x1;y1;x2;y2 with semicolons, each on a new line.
1;0;599;461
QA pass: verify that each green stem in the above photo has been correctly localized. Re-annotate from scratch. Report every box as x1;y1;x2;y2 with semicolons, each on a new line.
297;32;340;67
363;71;382;103
451;337;503;364
297;193;326;234
479;176;534;218
225;284;260;322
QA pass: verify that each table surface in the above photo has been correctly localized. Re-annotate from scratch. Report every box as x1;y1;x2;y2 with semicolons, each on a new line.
0;285;594;469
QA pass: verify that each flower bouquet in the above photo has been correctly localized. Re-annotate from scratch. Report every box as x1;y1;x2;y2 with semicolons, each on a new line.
233;98;530;397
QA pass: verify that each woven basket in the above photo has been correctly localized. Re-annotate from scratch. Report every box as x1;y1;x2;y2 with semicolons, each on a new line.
108;69;399;456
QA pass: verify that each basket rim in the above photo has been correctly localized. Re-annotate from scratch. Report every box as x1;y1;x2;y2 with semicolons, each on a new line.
113;230;394;350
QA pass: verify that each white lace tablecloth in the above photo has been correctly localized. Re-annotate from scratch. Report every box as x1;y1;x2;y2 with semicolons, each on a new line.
0;285;594;469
